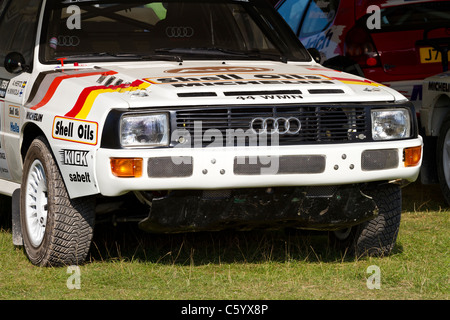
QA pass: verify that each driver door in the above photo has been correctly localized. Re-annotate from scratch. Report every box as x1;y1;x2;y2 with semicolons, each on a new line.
0;0;41;183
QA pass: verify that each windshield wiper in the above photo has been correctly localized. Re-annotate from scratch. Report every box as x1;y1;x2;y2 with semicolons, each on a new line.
56;52;131;59
54;52;183;62
139;53;183;63
206;47;288;62
246;51;289;63
154;47;288;63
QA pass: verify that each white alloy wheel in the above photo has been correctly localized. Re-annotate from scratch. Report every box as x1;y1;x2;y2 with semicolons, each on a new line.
24;159;48;247
442;128;450;190
21;136;95;266
437;115;450;206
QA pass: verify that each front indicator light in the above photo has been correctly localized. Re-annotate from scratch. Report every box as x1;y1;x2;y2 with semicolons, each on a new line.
404;146;422;167
111;158;143;178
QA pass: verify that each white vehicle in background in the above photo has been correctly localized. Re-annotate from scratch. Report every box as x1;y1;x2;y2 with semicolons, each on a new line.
421;71;450;204
0;0;422;266
276;0;450;203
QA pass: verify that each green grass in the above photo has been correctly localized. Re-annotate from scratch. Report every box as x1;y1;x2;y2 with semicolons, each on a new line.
0;182;448;300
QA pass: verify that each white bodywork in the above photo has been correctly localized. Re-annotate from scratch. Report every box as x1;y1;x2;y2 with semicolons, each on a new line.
421;71;450;136
0;59;422;198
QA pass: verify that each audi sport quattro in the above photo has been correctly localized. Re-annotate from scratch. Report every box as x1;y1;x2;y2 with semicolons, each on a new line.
0;0;422;266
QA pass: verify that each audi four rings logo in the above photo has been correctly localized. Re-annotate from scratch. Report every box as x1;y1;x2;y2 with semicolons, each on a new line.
57;35;80;47
165;26;194;38
250;117;302;135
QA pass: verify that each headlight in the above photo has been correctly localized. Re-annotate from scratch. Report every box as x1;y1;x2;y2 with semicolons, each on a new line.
371;109;411;141
120;113;169;147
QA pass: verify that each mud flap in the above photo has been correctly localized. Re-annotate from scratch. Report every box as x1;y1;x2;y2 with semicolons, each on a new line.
12;188;23;246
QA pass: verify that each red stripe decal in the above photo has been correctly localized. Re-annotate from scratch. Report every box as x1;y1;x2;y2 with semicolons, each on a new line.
64;80;146;118
31;70;117;110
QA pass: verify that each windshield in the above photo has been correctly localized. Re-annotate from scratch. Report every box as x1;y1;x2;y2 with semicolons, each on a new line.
378;1;450;31
40;0;310;64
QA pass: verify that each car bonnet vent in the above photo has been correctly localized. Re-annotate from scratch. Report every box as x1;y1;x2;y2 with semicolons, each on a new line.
223;90;302;96
308;89;345;94
177;92;217;97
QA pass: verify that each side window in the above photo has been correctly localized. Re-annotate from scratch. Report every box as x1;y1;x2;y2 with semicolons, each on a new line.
299;0;339;38
0;0;41;69
277;0;309;35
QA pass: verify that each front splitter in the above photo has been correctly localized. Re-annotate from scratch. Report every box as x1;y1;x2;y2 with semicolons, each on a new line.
138;185;378;233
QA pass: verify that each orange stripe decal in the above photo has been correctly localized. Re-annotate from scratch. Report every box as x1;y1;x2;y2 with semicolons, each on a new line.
31;70;118;110
65;80;150;119
330;76;383;87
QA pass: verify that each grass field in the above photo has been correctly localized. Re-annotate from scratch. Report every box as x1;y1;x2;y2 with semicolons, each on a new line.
0;181;448;301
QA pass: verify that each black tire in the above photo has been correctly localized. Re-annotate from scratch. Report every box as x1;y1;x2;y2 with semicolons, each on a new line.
20;136;95;267
437;115;450;206
330;184;402;257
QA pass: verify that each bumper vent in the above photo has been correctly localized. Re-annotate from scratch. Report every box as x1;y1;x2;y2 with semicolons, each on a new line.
233;155;326;175
148;157;193;178
361;149;399;171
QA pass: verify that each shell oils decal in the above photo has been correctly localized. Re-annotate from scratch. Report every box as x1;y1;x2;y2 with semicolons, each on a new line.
144;73;336;87
52;116;98;145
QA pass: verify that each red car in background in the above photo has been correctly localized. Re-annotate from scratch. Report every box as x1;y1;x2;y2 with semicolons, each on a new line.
276;0;450;112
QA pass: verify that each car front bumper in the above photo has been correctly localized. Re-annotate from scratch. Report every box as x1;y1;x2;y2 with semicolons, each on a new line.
95;137;423;197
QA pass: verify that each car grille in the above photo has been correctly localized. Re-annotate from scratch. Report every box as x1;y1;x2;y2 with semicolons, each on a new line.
174;105;369;147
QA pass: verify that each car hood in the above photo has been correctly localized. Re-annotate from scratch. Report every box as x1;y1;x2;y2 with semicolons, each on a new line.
27;61;406;121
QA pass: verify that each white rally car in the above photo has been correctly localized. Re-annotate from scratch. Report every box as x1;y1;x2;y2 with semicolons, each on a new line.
0;0;422;266
420;71;450;205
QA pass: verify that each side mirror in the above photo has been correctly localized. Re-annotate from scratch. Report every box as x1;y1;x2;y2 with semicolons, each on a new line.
4;52;29;74
322;55;365;77
307;48;321;64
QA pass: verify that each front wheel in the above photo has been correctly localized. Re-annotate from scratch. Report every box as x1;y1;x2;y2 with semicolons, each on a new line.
437;115;450;206
329;185;402;257
20;136;95;267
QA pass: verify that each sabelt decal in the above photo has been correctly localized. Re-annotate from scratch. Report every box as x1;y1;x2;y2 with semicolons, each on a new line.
65;79;151;119
52;117;98;145
69;171;92;183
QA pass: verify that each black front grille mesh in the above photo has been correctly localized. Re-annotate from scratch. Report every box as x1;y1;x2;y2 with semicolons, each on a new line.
174;105;369;147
